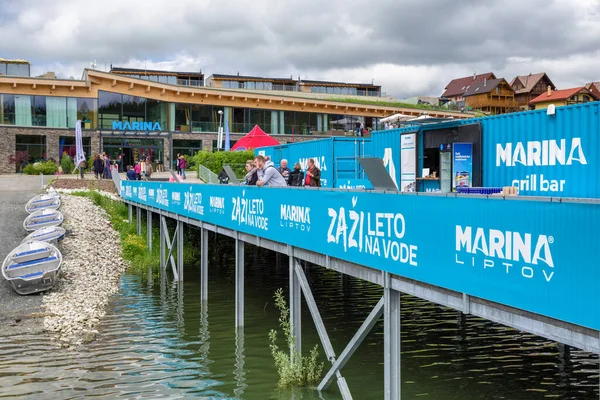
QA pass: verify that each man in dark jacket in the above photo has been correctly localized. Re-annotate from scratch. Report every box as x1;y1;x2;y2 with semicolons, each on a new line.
305;158;321;187
288;162;304;186
93;154;104;179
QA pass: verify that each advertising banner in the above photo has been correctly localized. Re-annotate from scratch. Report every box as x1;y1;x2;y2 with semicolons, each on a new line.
74;120;85;166
120;181;600;331
452;142;473;189
400;133;416;191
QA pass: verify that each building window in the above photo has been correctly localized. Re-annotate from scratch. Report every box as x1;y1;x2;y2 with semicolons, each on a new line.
16;135;47;171
172;140;202;163
98;91;123;129
59;136;91;160
583;95;590;102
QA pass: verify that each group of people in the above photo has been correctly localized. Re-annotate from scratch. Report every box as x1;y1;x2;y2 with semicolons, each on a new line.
126;158;154;181
243;156;321;187
175;154;187;180
92;152;112;180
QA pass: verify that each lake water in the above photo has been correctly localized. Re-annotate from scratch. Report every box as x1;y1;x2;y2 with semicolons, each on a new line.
0;246;598;399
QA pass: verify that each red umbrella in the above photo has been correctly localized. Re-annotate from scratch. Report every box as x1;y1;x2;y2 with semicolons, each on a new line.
231;125;280;151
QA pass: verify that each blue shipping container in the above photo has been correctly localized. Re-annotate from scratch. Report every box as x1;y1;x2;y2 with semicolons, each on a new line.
480;102;600;198
257;137;371;187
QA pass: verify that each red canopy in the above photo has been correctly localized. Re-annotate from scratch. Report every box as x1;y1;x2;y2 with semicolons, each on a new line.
231;125;280;151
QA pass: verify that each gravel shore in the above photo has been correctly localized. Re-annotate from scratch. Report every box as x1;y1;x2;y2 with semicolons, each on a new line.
42;194;129;347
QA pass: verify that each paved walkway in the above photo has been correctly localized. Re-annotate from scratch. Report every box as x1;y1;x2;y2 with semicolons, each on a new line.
0;175;50;336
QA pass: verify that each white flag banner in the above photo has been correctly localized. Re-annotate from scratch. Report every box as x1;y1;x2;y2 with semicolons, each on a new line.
74;120;85;166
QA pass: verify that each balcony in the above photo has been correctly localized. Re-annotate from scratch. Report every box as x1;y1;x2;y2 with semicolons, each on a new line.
177;79;204;87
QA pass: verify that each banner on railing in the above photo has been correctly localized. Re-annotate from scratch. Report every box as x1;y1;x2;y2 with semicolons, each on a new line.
120;181;600;331
75;120;85;166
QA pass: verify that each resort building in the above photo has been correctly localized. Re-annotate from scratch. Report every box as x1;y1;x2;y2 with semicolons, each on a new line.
0;67;470;173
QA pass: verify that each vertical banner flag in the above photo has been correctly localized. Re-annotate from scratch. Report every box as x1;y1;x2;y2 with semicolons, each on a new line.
452;142;473;189
224;119;231;151
400;133;416;191
75;120;85;166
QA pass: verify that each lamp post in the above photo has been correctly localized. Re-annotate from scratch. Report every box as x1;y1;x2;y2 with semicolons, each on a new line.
217;110;224;150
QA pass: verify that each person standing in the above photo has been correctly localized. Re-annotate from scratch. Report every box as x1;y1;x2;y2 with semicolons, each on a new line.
244;160;258;185
277;159;291;181
255;155;287;187
93;154;104;179
305;158;321;187
102;152;112;179
178;154;187;180
176;153;181;175
78;158;86;179
134;161;142;180
126;165;137;180
288;162;304;186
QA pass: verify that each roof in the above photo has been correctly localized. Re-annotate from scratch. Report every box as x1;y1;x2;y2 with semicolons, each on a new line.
110;67;204;77
529;87;599;104
441;72;496;98
209;74;296;83
0;58;30;64
462;78;507;97
509;72;555;94
585;81;600;92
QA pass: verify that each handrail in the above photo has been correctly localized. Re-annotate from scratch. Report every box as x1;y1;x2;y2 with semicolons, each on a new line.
198;164;219;184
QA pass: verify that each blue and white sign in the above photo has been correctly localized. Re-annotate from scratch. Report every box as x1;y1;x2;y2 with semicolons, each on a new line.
112;121;162;131
121;181;600;331
453;142;473;189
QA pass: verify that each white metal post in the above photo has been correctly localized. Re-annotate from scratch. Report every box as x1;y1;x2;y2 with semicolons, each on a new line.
177;220;184;282
201;228;208;302
235;232;244;328
384;272;401;400
147;210;152;252
289;246;301;356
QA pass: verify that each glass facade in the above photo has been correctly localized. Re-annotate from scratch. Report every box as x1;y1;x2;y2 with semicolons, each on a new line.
102;137;164;172
59;136;91;160
0;62;30;77
16;135;47;169
0;93;97;128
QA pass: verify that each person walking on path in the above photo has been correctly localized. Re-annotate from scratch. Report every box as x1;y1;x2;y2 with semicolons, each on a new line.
178;155;187;180
78;158;86;179
305;158;321;187
93;154;104;179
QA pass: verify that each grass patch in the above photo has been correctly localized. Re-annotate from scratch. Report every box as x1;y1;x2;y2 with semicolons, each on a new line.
70;191;197;278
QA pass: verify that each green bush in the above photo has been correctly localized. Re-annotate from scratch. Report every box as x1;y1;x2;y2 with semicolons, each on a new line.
192;150;255;177
60;152;74;174
23;161;59;175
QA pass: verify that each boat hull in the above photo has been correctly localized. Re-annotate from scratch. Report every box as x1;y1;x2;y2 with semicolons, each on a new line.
23;209;64;231
2;241;62;295
25;194;61;214
21;226;66;244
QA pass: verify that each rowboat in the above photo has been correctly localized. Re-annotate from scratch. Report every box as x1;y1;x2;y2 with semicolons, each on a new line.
21;226;66;244
1;241;62;295
23;209;64;231
25;194;61;213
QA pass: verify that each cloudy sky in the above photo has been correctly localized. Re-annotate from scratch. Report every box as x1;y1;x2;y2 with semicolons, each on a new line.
1;0;599;98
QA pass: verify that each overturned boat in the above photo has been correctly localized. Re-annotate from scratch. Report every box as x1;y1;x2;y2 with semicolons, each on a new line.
21;226;66;244
25;194;61;214
2;241;62;295
23;209;64;231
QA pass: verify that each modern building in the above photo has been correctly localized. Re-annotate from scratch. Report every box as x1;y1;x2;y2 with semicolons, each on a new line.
0;68;470;173
206;74;382;97
0;59;30;77
463;78;517;115
529;86;599;110
110;66;204;87
510;72;556;110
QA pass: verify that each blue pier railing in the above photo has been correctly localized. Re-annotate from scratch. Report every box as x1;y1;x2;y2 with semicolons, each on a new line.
120;181;600;332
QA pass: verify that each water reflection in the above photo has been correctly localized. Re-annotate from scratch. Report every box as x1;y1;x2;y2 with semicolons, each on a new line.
0;250;597;400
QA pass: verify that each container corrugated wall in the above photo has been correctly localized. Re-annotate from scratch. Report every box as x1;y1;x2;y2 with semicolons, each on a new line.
331;137;371;183
370;129;404;189
481;102;600;198
285;138;335;186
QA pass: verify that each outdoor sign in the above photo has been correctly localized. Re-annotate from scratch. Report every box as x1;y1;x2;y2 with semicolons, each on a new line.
121;181;600;331
452;142;473;189
112;121;162;131
400;133;416;192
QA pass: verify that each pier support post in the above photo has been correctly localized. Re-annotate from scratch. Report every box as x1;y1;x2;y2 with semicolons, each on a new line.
201;228;208;302
147;210;152;252
383;272;401;400
235;232;245;328
177;220;184;282
160;214;165;271
136;206;141;236
289;247;301;356
128;204;132;223
294;260;352;399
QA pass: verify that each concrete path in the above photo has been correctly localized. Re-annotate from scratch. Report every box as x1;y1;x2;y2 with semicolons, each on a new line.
0;175;52;336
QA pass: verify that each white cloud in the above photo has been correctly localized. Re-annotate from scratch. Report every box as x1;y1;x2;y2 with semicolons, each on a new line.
3;0;600;98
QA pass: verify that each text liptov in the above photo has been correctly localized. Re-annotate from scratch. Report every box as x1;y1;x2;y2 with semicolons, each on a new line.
496;138;587;167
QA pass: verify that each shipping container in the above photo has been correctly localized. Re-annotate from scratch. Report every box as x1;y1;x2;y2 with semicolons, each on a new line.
370;101;600;198
480;102;600;198
256;137;371;187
